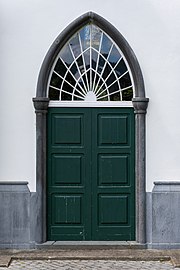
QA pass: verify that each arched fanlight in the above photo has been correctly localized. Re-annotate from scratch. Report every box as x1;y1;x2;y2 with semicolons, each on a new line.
48;24;134;102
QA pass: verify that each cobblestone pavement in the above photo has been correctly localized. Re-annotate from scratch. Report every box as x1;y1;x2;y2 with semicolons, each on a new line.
0;259;176;270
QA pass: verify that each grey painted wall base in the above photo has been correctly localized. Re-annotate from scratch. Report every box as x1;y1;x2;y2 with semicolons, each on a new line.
0;181;47;249
0;243;35;249
0;181;180;249
146;181;180;249
0;182;33;249
147;243;180;249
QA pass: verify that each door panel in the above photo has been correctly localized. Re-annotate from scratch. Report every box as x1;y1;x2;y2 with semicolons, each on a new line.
48;108;91;240
47;107;135;240
98;115;128;145
52;115;84;145
98;155;129;185
91;108;135;240
51;154;83;185
99;195;128;224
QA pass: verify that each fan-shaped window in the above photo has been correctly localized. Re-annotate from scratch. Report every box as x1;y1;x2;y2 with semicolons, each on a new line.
48;24;134;102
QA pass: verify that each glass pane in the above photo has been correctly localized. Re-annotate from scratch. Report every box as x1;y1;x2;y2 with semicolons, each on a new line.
106;73;116;86
69;33;81;58
82;73;89;91
87;70;90;89
73;91;84;100
77;55;84;74
54;58;67;76
91;25;102;50
93;73;101;92
50;72;63;88
77;78;84;89
97;87;108;101
120;73;132;89
92;49;98;69
108;81;119;94
49;87;60;100
108;45;121;67
64;72;76;86
122;87;133;100
59;45;74;67
62;81;73;94
115;59;127;77
91;70;95;88
97;55;105;74
101;63;111;79
101;34;112;59
84;49;90;69
98;95;108;101
61;91;72;100
110;92;120;101
80;25;90;51
76;84;83;93
70;63;80;79
96;78;106;95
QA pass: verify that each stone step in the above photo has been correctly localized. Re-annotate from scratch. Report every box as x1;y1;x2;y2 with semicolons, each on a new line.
36;241;147;250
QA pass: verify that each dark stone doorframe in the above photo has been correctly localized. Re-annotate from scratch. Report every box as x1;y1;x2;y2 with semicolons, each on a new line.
33;12;149;244
132;97;148;243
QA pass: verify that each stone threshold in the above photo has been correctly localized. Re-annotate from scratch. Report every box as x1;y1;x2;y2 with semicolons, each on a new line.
36;241;147;250
1;248;180;268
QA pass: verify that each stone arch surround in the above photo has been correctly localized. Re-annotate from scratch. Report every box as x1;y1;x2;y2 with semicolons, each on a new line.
33;12;149;244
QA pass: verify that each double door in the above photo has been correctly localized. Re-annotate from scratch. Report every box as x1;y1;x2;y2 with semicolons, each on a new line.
47;107;135;240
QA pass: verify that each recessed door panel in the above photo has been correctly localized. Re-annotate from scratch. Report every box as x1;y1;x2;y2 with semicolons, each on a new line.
52;195;82;224
98;115;128;146
98;195;129;224
51;154;83;185
98;155;129;185
52;114;83;146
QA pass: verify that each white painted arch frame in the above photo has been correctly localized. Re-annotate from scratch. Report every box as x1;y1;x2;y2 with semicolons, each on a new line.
33;12;149;244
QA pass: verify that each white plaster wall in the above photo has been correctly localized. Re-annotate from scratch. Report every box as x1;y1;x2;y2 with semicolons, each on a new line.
1;0;180;191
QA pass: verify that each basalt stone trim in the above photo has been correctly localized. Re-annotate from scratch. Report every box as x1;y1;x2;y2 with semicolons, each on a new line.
32;98;49;243
33;12;149;244
0;181;31;247
132;97;149;244
151;181;180;247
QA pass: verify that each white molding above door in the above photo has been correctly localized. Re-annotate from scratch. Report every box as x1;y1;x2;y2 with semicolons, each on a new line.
49;101;133;107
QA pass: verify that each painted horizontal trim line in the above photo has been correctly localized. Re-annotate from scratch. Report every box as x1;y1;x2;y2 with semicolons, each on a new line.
48;101;133;107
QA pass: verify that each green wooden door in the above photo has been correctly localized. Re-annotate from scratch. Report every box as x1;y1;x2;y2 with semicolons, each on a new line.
47;107;135;240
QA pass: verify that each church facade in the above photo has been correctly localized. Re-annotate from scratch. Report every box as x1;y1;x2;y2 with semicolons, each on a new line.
0;1;180;249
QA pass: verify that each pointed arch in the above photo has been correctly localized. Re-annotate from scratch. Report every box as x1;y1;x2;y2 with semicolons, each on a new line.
36;12;145;98
33;12;149;244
